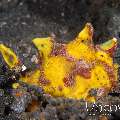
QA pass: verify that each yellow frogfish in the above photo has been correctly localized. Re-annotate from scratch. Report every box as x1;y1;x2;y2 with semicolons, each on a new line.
0;23;118;102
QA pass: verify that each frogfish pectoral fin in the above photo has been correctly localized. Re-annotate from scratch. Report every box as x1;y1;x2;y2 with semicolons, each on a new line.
0;44;20;68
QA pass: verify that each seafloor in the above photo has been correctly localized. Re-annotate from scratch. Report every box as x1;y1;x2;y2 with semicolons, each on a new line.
0;0;120;120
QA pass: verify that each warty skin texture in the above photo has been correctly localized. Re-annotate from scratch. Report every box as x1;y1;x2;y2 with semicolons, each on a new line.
0;23;118;102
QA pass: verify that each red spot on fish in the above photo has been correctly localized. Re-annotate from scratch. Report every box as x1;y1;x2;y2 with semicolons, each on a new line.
76;68;91;79
51;43;66;56
63;74;75;87
58;86;63;91
39;71;50;86
73;60;92;79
